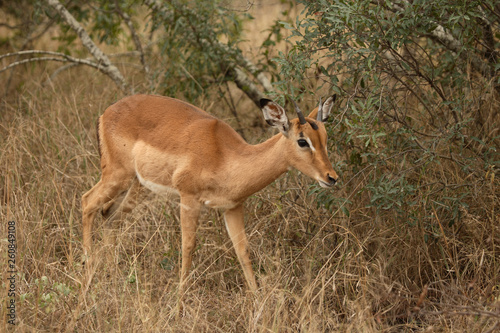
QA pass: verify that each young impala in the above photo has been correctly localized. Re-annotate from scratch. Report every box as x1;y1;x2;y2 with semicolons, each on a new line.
82;94;338;292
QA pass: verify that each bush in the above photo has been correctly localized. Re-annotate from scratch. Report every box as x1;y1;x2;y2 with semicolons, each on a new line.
277;1;500;327
279;0;499;229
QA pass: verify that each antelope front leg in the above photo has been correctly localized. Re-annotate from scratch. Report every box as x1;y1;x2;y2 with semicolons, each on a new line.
179;195;201;296
224;204;257;291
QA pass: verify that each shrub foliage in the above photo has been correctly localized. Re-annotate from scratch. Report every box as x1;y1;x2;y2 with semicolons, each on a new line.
278;0;499;229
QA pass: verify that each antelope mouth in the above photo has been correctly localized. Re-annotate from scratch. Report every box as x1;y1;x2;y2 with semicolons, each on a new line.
318;180;335;188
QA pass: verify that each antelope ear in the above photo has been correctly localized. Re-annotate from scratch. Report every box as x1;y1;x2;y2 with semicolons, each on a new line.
308;95;337;121
260;99;290;136
320;94;336;122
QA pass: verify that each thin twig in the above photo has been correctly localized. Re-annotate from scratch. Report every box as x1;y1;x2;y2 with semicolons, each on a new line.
0;57;100;75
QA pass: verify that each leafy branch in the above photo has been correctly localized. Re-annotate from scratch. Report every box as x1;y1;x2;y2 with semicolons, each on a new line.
45;0;131;93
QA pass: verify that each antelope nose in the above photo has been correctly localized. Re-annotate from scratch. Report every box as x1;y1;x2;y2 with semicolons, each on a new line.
327;174;337;185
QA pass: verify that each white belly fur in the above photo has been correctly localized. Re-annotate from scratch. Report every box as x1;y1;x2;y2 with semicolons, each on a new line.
136;169;179;196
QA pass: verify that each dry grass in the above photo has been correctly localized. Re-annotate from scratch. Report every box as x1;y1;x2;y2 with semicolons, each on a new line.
1;2;499;332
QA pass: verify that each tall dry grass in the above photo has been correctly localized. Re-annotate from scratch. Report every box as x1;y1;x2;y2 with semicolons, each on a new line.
1;2;499;332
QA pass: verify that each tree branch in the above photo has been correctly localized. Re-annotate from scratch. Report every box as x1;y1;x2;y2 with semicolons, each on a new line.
113;0;152;88
45;0;131;93
427;25;492;80
477;6;497;69
384;0;496;85
0;50;105;75
229;67;267;108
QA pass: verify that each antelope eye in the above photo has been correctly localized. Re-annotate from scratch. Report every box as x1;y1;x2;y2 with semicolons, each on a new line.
297;139;310;148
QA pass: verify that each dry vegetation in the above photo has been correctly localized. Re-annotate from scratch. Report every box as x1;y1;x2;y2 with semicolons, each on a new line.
1;2;499;332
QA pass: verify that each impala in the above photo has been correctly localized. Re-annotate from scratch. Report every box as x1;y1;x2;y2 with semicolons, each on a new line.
82;94;338;292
